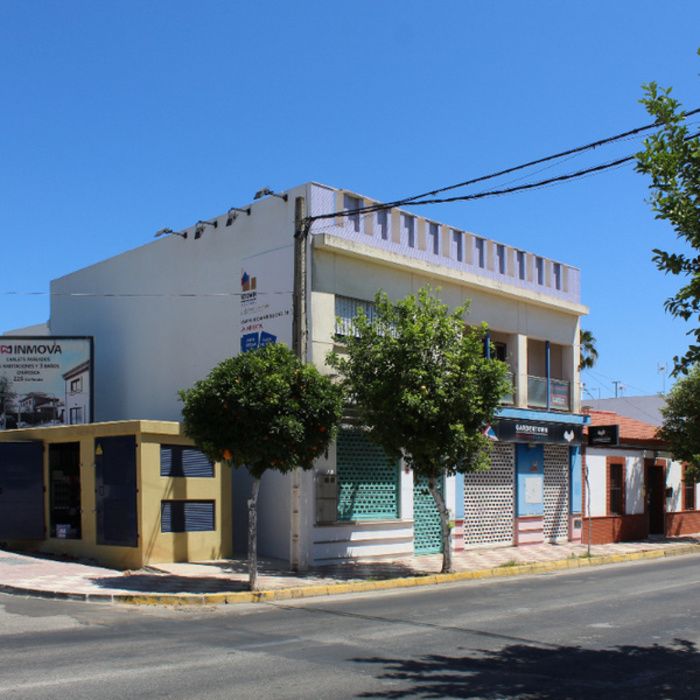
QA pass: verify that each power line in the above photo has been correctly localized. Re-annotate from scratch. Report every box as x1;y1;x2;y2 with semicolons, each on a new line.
307;108;700;223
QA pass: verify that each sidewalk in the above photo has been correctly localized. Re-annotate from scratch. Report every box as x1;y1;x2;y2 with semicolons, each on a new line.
2;536;699;605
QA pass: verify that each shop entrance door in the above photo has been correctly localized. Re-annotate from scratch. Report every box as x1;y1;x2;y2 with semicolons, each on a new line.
0;441;45;540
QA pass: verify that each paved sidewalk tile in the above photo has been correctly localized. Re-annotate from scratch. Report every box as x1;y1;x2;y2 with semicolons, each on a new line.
1;535;699;600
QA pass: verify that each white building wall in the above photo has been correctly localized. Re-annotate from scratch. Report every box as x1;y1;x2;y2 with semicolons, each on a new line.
585;451;607;516
667;459;683;513
625;455;645;514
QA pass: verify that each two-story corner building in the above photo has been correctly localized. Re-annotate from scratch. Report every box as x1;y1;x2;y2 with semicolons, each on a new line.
43;181;589;567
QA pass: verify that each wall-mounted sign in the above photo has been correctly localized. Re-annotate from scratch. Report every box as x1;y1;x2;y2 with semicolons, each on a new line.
0;336;93;430
588;424;620;446
495;418;583;445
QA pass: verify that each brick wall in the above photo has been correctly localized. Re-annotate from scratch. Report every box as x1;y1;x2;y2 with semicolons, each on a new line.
581;514;648;544
665;511;700;536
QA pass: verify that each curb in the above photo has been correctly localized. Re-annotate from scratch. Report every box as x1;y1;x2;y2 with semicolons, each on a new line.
3;544;699;606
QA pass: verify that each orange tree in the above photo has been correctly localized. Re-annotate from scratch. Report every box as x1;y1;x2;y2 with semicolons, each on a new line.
179;343;343;590
328;288;510;573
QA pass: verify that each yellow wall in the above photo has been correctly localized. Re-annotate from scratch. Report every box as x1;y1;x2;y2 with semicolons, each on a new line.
0;421;232;569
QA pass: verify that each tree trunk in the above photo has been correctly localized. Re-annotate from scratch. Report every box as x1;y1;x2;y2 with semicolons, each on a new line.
248;477;260;591
428;475;452;574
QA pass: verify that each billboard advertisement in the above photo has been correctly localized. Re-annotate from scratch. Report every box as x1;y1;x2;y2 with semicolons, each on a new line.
239;245;293;352
0;336;93;430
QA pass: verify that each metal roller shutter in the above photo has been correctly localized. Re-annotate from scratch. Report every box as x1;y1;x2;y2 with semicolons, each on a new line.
160;445;214;478
161;501;215;533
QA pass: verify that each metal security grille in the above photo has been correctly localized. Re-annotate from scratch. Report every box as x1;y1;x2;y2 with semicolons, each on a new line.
544;445;570;542
161;501;215;533
160;445;214;478
463;443;515;546
413;476;443;554
336;428;399;521
335;296;377;336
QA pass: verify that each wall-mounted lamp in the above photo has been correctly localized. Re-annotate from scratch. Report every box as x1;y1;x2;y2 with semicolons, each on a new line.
194;219;218;239
154;228;187;239
254;187;288;202
226;207;252;226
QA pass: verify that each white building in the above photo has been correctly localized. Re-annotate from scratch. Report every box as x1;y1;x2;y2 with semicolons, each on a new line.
41;181;589;566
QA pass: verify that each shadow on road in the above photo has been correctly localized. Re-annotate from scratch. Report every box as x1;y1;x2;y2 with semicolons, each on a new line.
355;639;700;699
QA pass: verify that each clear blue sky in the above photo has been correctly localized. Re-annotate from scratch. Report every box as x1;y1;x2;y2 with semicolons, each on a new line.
1;1;698;400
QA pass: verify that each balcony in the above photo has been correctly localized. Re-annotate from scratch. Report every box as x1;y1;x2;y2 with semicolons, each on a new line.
499;372;515;405
527;375;570;411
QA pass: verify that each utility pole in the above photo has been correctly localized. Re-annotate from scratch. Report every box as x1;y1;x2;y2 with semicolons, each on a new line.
612;380;623;398
290;196;310;572
657;362;667;395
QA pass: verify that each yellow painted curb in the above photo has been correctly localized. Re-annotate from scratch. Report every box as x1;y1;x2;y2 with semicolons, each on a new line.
114;543;700;607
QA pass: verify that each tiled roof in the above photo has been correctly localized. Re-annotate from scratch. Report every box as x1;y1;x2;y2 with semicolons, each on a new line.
584;408;662;444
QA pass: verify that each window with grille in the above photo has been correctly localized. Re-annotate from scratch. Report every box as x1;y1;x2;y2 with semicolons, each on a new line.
684;467;696;510
161;500;215;532
609;462;624;515
336;429;399;521
335;295;377;337
544;445;570;541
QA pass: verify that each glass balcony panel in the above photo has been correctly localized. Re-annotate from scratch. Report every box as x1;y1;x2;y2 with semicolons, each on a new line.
499;371;514;405
527;375;548;408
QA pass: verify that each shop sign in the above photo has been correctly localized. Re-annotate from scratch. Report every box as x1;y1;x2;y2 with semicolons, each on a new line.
494;418;582;445
588;424;619;446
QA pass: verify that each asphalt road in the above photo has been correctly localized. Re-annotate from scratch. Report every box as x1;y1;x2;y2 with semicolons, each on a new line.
1;555;700;699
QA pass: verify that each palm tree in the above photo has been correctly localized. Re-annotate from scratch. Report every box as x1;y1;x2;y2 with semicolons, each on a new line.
579;329;598;370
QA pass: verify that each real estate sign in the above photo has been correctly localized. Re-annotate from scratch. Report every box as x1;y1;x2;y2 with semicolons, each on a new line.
0;336;93;430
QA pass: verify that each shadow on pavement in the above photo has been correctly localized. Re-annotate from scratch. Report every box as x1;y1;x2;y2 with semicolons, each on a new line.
91;574;249;593
355;639;700;699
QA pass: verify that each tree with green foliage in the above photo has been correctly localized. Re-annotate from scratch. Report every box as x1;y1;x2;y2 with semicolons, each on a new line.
179;343;343;590
659;364;700;478
579;329;598;371
636;59;700;376
328;288;510;573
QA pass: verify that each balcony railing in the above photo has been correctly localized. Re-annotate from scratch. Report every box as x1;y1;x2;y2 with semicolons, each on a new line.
527;375;570;411
499;371;514;405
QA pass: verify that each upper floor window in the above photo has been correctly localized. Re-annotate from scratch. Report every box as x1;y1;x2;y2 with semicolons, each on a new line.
474;237;485;268
535;257;544;285
517;251;526;280
402;214;415;248
343;194;361;233
493;341;507;362
69;377;82;393
377;210;389;240
496;244;506;274
452;230;463;262
553;262;562;290
428;222;439;255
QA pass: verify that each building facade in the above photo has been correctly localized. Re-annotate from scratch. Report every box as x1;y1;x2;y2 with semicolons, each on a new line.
37;181;588;566
583;409;700;543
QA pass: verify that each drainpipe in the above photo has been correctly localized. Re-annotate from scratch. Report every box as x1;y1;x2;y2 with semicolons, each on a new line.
484;331;491;359
545;340;551;410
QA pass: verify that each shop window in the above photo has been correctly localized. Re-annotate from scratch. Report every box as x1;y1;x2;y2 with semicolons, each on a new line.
608;462;624;515
49;442;82;539
160;445;214;478
684;467;696;510
161;500;215;532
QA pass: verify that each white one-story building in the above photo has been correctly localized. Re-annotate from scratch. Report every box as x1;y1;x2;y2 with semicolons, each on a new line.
21;181;590;567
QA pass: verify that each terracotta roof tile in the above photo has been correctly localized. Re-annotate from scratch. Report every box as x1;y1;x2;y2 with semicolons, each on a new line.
584;408;661;443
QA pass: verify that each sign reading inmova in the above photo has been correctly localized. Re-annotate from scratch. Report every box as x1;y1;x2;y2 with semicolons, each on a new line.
0;336;93;430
